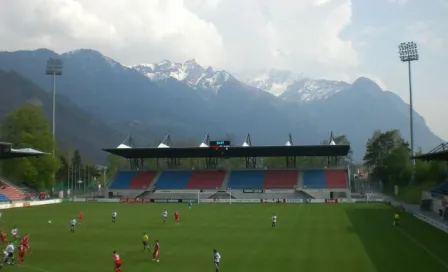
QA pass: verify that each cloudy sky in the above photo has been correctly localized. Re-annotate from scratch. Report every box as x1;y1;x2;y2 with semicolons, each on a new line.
0;0;447;139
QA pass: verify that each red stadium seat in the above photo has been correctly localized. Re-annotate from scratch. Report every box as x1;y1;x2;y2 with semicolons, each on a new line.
129;171;158;189
0;180;24;201
262;170;298;189
186;171;226;189
325;169;347;189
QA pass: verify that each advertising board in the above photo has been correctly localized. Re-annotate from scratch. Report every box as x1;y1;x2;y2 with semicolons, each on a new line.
285;199;304;203
261;199;280;203
243;189;263;193
325;199;338;204
310;199;326;204
151;199;180;203
0;199;61;210
119;198;151;203
264;189;294;193
238;199;259;203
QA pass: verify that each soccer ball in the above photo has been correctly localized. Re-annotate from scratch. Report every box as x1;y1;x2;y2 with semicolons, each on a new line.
48;220;52;224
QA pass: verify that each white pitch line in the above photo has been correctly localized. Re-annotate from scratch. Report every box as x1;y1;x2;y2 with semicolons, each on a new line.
17;264;53;272
397;227;448;270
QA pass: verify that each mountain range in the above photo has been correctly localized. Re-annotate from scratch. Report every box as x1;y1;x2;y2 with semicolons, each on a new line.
0;69;125;162
0;48;443;162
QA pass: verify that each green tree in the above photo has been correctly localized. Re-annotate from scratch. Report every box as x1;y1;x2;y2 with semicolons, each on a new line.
363;129;410;184
364;130;447;187
0;104;60;189
71;149;82;168
413;149;446;184
55;154;69;183
106;154;128;181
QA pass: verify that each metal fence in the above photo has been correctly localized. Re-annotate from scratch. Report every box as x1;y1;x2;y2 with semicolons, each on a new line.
352;178;383;194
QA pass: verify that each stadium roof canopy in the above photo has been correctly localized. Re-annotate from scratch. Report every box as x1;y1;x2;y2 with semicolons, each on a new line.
103;133;350;159
0;142;49;160
413;142;448;161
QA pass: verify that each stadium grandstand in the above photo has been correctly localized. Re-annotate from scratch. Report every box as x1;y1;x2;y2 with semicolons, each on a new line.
414;142;448;221
0;141;48;202
102;133;352;202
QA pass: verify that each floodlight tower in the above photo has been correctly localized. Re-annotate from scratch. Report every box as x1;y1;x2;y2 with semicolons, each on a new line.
398;42;419;185
45;58;64;158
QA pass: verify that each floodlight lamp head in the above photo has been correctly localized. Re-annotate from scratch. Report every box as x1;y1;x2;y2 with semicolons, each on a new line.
45;58;64;75
398;41;419;62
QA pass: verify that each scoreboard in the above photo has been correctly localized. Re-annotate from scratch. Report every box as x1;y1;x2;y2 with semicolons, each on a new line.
210;140;231;150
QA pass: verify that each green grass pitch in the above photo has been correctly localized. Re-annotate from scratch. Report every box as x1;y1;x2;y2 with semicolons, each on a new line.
1;202;448;272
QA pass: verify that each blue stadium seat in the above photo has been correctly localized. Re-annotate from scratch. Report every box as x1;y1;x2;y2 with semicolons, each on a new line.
108;171;137;189
0;194;9;202
303;170;326;189
154;171;192;189
227;170;264;189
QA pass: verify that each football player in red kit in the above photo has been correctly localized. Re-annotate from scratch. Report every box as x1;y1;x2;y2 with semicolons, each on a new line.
152;240;160;262
17;243;25;264
78;211;84;223
22;233;30;253
174;211;180;223
113;250;122;272
0;231;6;245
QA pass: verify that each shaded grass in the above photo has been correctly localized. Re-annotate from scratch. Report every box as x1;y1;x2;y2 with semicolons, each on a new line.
346;204;448;271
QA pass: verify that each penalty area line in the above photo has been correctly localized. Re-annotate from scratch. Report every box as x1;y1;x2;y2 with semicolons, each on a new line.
17;264;53;272
397;227;448;270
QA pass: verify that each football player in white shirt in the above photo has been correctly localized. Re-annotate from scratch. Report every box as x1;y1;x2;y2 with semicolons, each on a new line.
162;210;168;224
1;242;15;267
70;218;76;233
11;226;19;241
213;249;221;272
271;213;277;228
112;211;117;223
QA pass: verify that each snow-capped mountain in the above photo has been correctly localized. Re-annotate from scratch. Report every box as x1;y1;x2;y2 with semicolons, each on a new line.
237;69;304;97
133;60;231;93
279;79;350;102
239;69;350;102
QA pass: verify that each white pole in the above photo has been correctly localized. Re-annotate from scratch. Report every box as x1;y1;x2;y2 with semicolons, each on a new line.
197;191;200;204
229;189;232;204
52;73;56;185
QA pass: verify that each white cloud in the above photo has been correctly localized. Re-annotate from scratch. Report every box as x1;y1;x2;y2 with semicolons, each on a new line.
360;26;378;36
438;0;448;7
0;0;224;66
388;0;408;4
0;0;358;78
407;21;445;52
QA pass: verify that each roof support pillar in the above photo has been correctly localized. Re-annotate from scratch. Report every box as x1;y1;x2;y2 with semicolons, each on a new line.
327;156;338;168
285;156;296;168
129;158;144;170
167;158;180;169
245;157;256;168
205;157;218;169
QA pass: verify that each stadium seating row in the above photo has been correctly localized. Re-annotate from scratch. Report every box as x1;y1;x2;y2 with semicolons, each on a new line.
108;169;348;190
0;179;25;201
